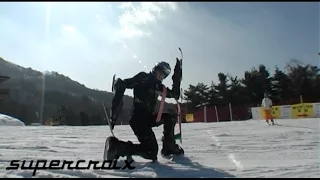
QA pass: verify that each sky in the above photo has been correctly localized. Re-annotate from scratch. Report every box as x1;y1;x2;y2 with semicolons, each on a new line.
0;2;319;100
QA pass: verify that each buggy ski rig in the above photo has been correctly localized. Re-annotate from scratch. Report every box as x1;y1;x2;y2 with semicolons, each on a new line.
102;47;184;143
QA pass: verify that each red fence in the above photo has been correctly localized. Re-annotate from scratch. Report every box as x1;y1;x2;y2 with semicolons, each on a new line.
192;105;250;122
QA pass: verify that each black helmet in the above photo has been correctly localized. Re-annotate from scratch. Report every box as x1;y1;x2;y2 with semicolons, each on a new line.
152;61;171;79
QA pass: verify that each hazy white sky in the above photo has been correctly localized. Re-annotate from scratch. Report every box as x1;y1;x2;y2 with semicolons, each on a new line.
0;2;319;99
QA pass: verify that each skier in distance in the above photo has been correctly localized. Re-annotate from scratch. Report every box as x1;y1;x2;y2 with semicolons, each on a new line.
105;60;184;162
261;92;275;125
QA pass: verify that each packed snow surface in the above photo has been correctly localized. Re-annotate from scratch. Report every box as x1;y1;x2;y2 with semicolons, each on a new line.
0;118;319;178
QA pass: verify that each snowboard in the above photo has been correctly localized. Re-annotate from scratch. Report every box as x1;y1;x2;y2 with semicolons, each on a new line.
174;47;183;143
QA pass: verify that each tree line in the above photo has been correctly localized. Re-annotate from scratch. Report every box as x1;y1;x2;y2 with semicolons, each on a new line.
182;59;320;112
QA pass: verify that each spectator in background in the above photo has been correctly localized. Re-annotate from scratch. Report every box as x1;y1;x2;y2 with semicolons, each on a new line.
261;93;275;125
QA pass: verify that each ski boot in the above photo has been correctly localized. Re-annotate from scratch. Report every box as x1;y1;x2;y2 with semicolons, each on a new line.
160;136;184;157
104;136;134;161
270;119;275;125
160;115;184;157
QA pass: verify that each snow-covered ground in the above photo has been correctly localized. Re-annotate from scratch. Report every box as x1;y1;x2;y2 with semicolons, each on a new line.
0;118;319;178
0;114;25;126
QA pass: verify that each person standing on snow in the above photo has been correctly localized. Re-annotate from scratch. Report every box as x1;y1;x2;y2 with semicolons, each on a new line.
105;60;184;162
261;93;274;125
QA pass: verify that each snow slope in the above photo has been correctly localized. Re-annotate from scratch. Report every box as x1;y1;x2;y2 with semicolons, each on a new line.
0;118;318;178
0;114;25;126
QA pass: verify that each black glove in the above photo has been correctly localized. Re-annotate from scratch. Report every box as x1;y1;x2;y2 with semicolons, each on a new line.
173;87;180;100
171;58;182;100
172;58;182;86
110;78;125;129
110;100;123;130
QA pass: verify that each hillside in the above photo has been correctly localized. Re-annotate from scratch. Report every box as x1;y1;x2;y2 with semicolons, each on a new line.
0;57;176;125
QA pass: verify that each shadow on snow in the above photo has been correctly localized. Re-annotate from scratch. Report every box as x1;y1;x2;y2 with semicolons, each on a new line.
103;156;237;178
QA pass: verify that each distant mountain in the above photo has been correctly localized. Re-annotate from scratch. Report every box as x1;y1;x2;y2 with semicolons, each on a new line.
0;57;176;125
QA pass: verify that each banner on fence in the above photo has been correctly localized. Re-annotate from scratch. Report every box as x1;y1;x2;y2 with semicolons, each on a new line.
251;102;318;120
271;106;281;119
185;114;194;122
258;106;281;119
291;103;314;118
